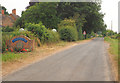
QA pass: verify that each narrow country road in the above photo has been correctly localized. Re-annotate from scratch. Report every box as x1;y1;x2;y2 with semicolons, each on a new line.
3;38;114;81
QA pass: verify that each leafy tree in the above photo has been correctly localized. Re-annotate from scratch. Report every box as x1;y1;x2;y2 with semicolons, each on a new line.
57;2;106;33
14;17;25;28
16;2;106;33
58;18;76;29
72;13;86;40
22;2;60;30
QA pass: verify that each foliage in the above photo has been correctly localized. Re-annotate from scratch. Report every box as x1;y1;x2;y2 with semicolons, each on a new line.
22;2;60;30
104;37;118;56
72;13;86;40
2;26;15;32
56;2;106;33
86;34;91;39
2;32;14;52
106;30;117;36
110;34;119;39
14;17;25;28
16;2;106;33
58;18;78;41
102;30;106;37
90;31;95;37
2;52;21;62
58;18;76;28
78;27;83;40
25;22;60;44
59;26;78;41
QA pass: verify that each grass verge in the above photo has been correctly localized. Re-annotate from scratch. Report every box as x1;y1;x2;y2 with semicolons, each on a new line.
104;37;118;80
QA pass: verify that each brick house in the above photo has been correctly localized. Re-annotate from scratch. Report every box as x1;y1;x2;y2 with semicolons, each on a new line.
1;9;19;27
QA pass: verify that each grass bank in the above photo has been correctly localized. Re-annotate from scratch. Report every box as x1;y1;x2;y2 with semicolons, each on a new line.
104;37;118;80
104;37;118;56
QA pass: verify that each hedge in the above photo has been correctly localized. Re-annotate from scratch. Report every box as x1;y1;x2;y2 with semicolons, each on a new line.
25;22;60;44
58;26;78;41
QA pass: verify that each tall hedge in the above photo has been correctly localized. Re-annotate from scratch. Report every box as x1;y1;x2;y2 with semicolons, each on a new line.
59;26;78;41
58;19;78;41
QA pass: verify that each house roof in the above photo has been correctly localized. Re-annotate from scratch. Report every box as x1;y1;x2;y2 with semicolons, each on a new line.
10;13;19;19
2;15;14;23
2;14;19;27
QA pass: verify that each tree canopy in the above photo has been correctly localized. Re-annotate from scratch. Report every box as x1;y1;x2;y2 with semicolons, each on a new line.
15;2;106;33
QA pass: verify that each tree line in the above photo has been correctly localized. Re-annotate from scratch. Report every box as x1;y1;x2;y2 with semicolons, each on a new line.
14;2;106;34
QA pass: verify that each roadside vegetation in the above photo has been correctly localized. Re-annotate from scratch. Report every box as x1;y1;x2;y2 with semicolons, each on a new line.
104;37;118;56
2;2;106;62
104;30;119;58
104;30;119;80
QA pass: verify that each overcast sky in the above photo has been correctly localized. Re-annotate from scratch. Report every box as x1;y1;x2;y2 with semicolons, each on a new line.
0;0;119;32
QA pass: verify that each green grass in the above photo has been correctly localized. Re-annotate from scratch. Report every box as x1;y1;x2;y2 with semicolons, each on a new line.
104;37;119;78
104;37;118;56
2;52;27;62
2;38;92;62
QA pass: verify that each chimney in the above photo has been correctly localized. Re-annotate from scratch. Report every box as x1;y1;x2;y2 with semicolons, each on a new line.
12;9;16;15
2;10;4;15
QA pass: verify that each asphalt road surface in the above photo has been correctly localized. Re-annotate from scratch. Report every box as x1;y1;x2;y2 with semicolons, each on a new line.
3;38;114;81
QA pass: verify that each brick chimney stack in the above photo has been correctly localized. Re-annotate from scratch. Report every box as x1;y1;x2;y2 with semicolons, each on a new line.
12;9;16;15
2;10;4;15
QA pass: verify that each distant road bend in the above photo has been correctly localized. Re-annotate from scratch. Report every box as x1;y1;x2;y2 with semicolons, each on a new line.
3;38;114;81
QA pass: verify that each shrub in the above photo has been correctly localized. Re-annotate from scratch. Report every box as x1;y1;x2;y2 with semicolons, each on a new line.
25;22;60;44
86;34;90;39
58;19;78;41
111;34;119;39
78;27;83;40
2;32;14;53
58;26;78;41
90;31;95;37
2;26;14;32
46;30;60;43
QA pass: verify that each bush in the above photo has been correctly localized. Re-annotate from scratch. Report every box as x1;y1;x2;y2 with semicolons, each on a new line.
59;26;78;41
25;22;60;44
2;32;14;53
78;27;83;40
46;30;60;43
86;34;91;39
90;31;95;37
111;34;119;39
2;26;14;32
